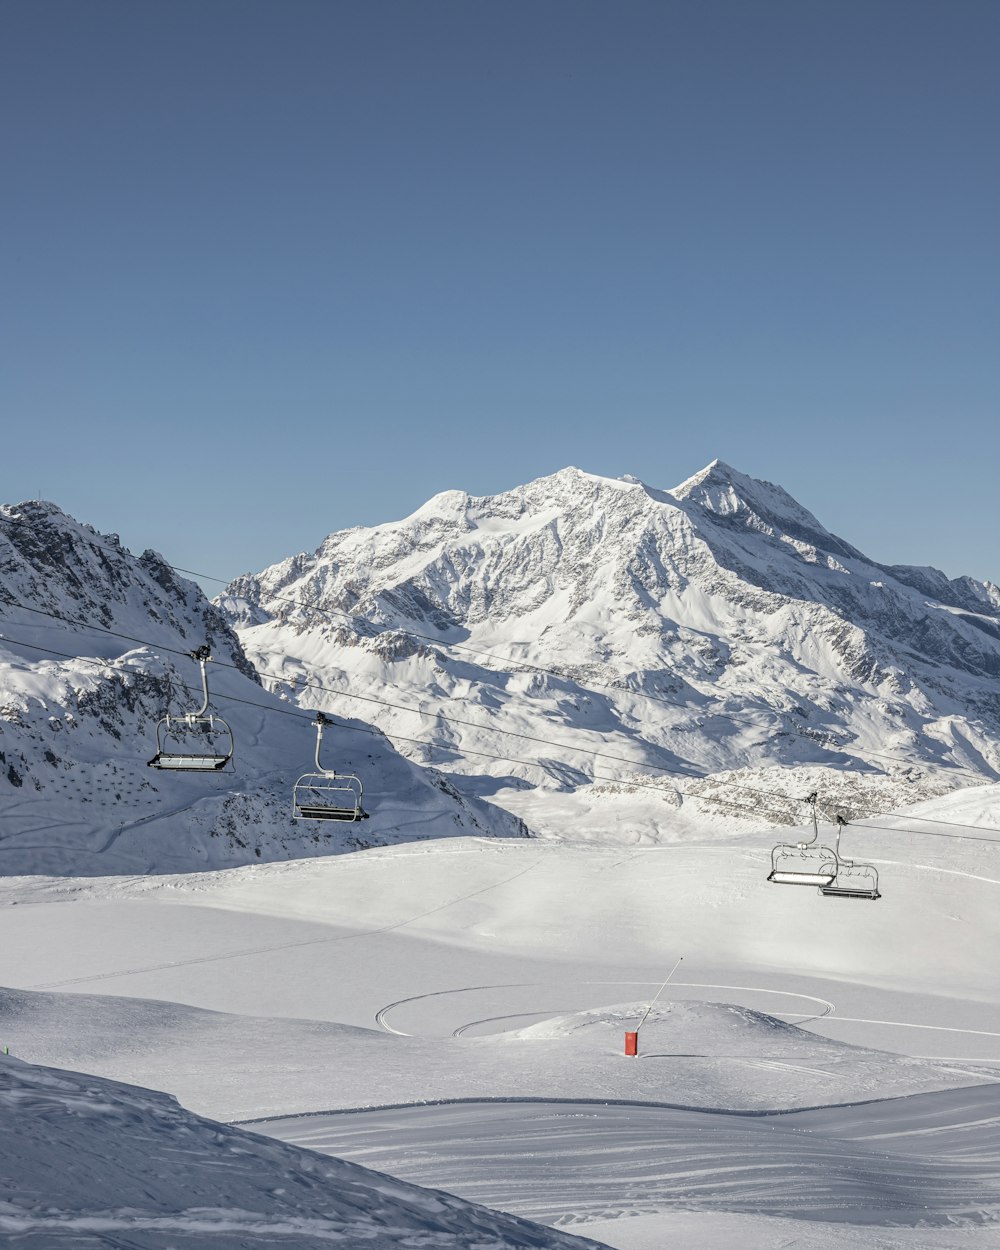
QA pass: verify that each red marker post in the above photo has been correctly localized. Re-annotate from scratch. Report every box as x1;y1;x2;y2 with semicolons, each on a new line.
626;956;683;1058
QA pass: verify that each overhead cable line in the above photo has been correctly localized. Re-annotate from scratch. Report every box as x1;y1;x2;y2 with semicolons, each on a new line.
2;509;998;792
1;510;988;784
0;630;781;826
0;595;798;808
186;562;959;776
15;592;992;829
850;821;1000;848
159;577;1000;785
2;623;999;841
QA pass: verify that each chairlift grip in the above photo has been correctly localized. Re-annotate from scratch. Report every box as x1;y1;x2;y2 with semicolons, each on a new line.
833;813;855;868
312;712;333;774
797;791;820;849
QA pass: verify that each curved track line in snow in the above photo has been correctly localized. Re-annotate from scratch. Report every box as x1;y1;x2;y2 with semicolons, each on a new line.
674;982;835;1021
826;1017;1000;1040
30;856;548;991
373;981;836;1037
373;984;549;1037
452;1012;573;1038
904;862;1000;888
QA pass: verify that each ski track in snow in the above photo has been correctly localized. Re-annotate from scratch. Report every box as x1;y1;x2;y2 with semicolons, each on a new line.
254;1092;1000;1231
29;854;549;991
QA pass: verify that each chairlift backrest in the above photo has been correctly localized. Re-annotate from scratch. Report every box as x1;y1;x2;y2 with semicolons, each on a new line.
291;713;369;822
148;648;234;772
820;818;881;900
767;792;837;886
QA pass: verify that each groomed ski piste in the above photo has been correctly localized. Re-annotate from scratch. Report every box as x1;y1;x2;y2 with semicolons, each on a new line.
3;782;1000;1247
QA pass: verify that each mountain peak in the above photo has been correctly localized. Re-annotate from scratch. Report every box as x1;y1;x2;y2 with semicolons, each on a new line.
672;458;779;503
669;459;839;546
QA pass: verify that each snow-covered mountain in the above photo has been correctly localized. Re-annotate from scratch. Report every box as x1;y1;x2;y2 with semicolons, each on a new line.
221;461;1000;835
0;502;526;875
0;1052;606;1248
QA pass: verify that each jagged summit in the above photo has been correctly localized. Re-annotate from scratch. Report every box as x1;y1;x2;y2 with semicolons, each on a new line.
667;459;848;554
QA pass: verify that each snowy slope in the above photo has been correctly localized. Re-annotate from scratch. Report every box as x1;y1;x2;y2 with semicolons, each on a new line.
0;501;526;875
221;462;1000;838
2;985;993;1124
3;782;1000;1248
0;1052;607;1249
262;1086;1000;1233
4;783;1000;1118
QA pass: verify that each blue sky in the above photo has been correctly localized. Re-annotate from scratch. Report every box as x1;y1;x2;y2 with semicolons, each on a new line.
2;0;997;586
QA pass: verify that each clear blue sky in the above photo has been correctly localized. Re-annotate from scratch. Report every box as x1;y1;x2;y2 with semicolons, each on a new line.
2;0;997;587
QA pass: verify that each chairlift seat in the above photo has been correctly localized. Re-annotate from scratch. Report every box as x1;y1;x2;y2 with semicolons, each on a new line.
820;882;882;900
769;867;837;886
768;843;837;888
293;772;367;823
148;714;234;773
820;863;881;900
148;752;231;771
296;802;367;822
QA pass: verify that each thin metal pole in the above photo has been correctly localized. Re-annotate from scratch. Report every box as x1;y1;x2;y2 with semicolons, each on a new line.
798;792;819;848
635;956;683;1033
191;655;211;718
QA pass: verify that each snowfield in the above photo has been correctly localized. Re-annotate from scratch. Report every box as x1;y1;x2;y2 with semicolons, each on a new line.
3;790;1000;1247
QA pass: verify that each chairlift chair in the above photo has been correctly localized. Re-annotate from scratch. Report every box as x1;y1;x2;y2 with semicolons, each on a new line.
767;793;838;887
292;712;369;822
148;646;234;772
819;815;881;901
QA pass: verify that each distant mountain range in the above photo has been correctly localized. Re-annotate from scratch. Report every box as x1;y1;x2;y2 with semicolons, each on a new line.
220;461;1000;837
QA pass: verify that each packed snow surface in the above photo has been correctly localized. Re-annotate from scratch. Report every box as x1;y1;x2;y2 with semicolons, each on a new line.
3;780;1000;1248
0;1052;606;1248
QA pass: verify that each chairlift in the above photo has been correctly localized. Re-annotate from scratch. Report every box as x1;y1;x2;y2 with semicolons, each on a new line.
819;815;881;900
292;712;368;822
148;646;234;772
767;792;838;887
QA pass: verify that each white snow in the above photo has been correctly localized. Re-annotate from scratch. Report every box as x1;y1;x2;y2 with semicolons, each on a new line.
3;787;1000;1246
0;1052;605;1248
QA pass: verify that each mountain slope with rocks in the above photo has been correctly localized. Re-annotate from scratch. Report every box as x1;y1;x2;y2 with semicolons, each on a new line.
220;462;999;839
0;502;527;876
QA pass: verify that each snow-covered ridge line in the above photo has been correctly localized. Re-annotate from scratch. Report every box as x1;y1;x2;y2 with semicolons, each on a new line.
222;461;1000;841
